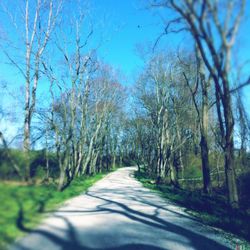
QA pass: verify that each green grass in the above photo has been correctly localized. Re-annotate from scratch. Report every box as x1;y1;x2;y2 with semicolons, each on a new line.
135;170;250;245
0;172;110;250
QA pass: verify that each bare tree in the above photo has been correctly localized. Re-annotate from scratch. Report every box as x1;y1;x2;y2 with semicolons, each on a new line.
153;0;248;208
134;52;195;185
181;47;212;194
1;0;62;180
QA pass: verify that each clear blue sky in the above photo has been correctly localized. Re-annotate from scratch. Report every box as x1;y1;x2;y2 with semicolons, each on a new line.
1;0;249;86
90;0;170;81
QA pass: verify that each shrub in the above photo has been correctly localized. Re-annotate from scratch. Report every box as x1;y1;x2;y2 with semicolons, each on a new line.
0;149;59;180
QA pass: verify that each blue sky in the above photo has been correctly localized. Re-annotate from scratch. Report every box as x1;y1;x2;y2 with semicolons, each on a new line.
87;0;187;83
1;0;249;86
0;0;250;143
91;0;250;85
0;0;186;108
90;0;167;80
0;0;169;85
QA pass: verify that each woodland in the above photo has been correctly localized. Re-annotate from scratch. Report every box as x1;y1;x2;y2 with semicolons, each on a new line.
0;0;250;247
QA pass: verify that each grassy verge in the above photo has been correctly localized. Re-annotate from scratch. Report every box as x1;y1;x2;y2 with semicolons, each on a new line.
134;170;250;244
0;171;112;250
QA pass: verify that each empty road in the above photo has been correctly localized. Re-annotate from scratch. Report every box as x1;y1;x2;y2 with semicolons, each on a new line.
11;167;241;250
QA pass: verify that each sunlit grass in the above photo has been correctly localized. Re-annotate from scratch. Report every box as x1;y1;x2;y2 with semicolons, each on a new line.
0;172;109;250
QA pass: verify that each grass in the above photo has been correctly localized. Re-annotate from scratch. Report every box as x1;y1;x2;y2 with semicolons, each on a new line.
0;171;111;250
134;170;250;245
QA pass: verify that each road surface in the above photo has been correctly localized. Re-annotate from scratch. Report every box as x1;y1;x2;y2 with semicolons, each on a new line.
11;167;241;250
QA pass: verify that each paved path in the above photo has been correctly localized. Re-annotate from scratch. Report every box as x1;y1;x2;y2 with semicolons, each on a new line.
12;167;240;250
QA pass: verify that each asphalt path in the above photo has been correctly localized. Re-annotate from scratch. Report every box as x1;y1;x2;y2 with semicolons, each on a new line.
11;167;242;250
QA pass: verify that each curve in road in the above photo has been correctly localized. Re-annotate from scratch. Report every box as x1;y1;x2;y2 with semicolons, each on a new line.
11;167;240;250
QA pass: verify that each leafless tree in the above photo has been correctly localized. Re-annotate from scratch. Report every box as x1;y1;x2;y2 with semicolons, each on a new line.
180;47;212;194
1;0;62;180
152;0;249;208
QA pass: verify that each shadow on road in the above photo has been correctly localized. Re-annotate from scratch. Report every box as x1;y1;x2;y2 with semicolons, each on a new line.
12;169;232;250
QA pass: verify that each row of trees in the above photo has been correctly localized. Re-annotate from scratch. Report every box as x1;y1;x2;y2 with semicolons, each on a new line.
126;46;249;207
0;0;249;209
124;0;249;209
0;0;127;190
42;60;125;190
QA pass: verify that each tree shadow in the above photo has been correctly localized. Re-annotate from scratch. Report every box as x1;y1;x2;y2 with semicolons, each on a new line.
84;191;230;250
13;214;169;250
12;168;233;250
15;200;32;233
14;190;52;233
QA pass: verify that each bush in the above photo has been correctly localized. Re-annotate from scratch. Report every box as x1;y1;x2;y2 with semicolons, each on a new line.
0;149;59;180
0;149;26;180
29;150;58;179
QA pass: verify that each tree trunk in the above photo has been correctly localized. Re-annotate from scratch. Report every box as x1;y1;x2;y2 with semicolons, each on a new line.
58;170;65;191
24;70;31;181
197;46;212;194
200;89;211;194
200;134;211;193
169;161;178;187
224;91;239;208
112;154;116;169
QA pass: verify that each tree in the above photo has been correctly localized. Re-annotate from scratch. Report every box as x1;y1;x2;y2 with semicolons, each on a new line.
1;0;62;180
181;48;212;194
153;0;248;208
134;52;195;185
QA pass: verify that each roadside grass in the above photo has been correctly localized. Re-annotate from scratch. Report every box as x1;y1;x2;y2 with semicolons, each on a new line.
0;171;111;250
134;170;250;244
